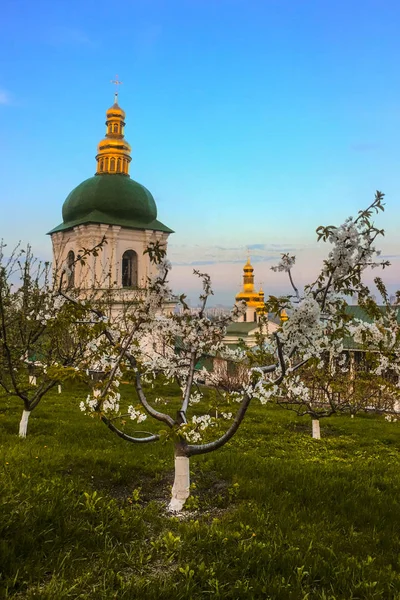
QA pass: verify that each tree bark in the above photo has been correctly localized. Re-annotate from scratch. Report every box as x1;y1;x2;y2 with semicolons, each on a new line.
168;451;190;512
312;419;321;439
19;409;31;438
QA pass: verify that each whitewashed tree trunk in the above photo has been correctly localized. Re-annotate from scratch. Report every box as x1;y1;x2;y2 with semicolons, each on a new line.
58;384;62;394
168;455;190;512
28;375;36;386
19;410;31;438
312;419;321;439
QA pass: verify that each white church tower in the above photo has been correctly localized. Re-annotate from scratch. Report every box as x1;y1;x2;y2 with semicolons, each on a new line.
48;86;173;307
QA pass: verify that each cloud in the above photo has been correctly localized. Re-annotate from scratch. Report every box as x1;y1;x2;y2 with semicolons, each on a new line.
0;90;11;105
167;242;309;267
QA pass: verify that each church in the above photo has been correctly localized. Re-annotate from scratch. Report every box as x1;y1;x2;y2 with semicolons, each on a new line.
48;89;173;308
223;257;282;347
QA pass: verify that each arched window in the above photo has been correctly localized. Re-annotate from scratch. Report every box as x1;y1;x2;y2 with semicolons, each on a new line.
113;123;118;133
117;158;121;172
67;250;75;289
108;123;112;135
104;157;109;171
122;250;138;288
99;159;104;172
110;157;116;172
254;311;257;322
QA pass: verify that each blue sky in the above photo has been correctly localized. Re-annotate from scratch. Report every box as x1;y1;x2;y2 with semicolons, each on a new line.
1;0;399;304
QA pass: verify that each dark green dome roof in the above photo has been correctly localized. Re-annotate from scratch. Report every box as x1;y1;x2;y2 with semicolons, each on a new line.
64;174;156;223
48;174;173;235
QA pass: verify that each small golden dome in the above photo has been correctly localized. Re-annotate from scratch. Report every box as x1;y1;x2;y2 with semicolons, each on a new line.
95;94;131;176
106;102;126;119
243;258;253;272
280;309;289;322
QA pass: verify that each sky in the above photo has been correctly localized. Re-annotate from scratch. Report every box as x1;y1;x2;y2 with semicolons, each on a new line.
0;0;399;304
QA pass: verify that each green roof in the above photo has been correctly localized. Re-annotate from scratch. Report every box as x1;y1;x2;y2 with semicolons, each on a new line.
226;322;259;335
48;174;173;234
343;305;400;350
345;305;400;324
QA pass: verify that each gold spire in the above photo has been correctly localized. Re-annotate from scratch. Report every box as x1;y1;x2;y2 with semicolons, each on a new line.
280;308;289;322
243;257;255;293
235;257;265;310
95;80;132;176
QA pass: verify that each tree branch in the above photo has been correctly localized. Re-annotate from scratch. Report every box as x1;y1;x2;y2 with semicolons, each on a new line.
101;415;159;443
186;393;252;456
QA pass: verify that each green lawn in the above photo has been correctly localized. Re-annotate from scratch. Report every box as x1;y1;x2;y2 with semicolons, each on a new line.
1;383;400;599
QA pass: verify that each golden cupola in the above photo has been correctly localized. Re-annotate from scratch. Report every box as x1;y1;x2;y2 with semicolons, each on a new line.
280;308;289;322
235;258;266;310
96;92;132;176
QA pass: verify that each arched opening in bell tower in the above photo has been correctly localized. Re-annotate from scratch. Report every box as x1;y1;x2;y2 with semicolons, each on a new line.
122;250;138;288
66;250;75;289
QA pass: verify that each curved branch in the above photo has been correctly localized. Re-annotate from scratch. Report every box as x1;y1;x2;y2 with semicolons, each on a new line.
272;332;286;386
186;393;252;456
288;269;300;300
101;415;159;443
180;351;197;417
30;380;57;410
130;361;175;428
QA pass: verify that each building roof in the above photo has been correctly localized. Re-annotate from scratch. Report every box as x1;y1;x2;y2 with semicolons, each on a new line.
48;174;173;234
343;305;400;350
345;305;400;323
49;97;173;236
226;322;260;335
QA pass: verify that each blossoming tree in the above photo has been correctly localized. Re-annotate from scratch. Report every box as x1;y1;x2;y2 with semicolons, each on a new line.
59;191;400;510
260;192;400;437
0;242;103;437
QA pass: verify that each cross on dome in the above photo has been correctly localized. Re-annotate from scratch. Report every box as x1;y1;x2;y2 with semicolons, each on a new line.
110;75;123;104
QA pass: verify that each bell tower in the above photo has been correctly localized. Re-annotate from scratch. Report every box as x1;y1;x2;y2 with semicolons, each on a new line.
48;81;173;313
96;78;132;176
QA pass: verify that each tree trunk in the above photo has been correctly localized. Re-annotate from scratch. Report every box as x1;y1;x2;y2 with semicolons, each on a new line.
312;419;320;439
19;409;31;438
28;375;36;386
168;452;190;512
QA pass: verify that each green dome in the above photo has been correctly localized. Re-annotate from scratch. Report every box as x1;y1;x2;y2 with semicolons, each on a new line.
48;174;173;235
63;174;157;224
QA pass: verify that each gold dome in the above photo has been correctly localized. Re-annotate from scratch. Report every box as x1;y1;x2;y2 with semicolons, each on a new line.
106;102;126;119
235;257;267;313
243;257;254;273
95;93;131;176
280;309;289;322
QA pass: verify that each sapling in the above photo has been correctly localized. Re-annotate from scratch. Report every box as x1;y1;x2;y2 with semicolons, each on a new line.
0;241;104;436
256;192;400;437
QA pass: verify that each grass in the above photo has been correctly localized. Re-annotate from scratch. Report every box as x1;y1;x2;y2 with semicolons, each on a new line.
1;383;400;599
